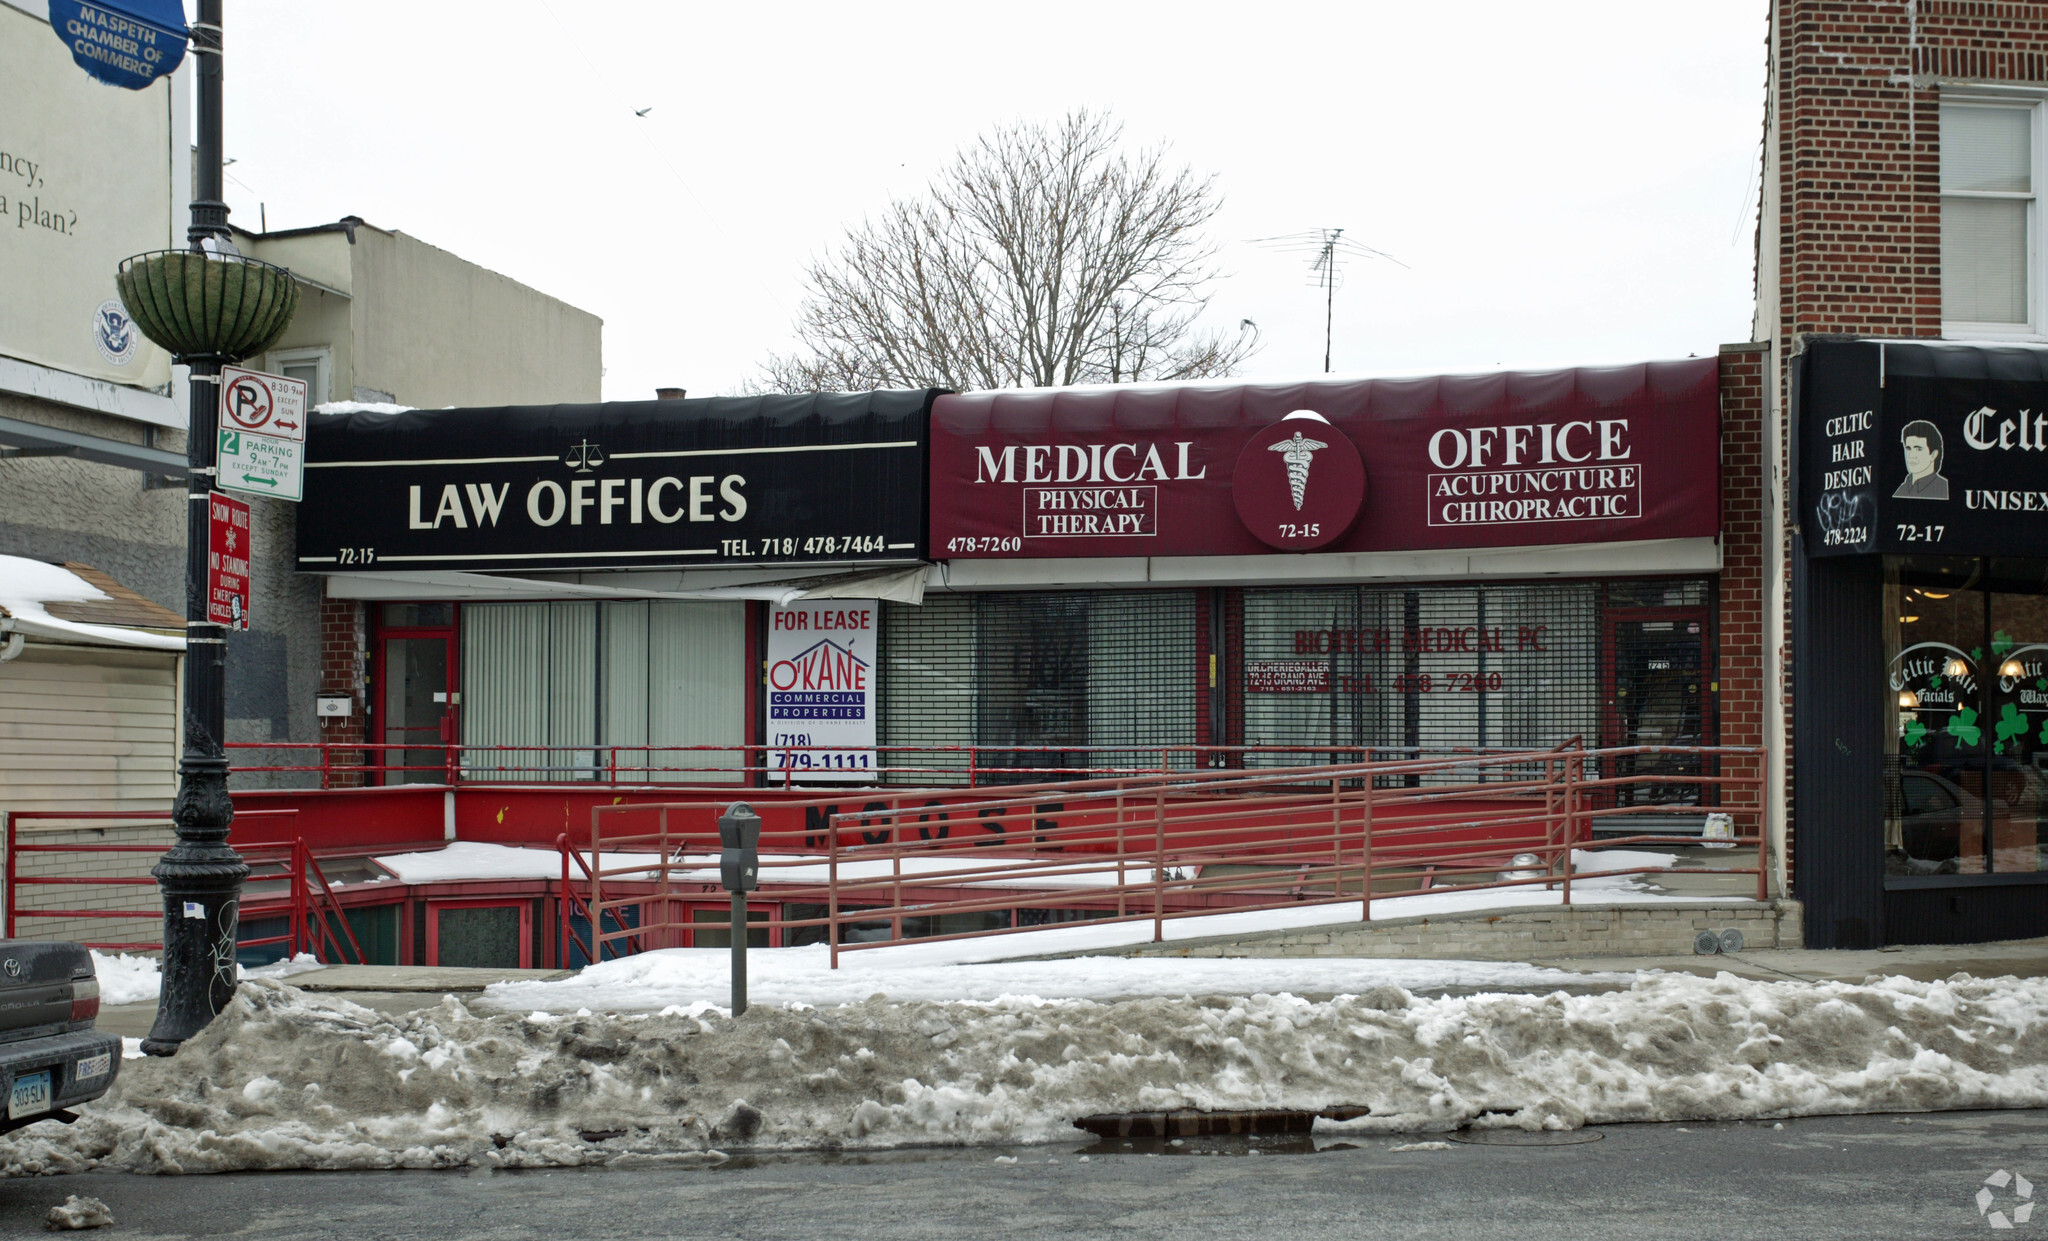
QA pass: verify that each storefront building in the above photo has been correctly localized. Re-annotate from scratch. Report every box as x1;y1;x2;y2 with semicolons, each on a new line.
299;389;939;786
909;357;1760;790
1796;340;2048;946
1755;0;2048;947
298;353;1771;857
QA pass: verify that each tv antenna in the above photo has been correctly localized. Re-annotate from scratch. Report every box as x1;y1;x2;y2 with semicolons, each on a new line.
1249;228;1406;373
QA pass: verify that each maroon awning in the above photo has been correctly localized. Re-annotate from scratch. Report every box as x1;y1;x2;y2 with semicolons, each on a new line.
929;358;1721;560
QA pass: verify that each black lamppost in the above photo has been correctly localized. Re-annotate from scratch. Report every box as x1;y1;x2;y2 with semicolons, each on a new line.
112;0;298;1055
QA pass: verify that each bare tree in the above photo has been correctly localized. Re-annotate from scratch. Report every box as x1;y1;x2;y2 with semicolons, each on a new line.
757;111;1256;393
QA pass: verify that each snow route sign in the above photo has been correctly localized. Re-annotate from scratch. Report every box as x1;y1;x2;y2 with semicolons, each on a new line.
207;491;251;630
218;365;307;502
765;602;877;781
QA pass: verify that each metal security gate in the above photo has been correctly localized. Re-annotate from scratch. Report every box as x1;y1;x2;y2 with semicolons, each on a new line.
1235;578;1715;778
879;590;1200;782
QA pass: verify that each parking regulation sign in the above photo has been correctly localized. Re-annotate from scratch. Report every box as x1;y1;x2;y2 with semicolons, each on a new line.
218;366;307;502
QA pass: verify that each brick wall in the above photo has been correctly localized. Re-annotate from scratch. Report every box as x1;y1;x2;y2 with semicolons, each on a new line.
7;822;173;947
319;598;368;788
1760;1;2048;905
1718;344;1774;877
1772;2;1943;345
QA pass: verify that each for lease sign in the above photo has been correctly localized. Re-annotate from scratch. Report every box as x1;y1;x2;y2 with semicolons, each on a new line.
765;602;877;782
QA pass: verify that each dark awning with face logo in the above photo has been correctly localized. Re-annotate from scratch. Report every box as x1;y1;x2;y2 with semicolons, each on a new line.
1798;339;2048;559
295;391;941;574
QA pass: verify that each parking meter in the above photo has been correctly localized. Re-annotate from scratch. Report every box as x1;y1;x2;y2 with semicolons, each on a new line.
718;802;761;892
717;802;762;1016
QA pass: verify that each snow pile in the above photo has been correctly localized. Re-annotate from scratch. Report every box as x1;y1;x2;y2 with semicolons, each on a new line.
90;953;162;1007
245;953;326;983
89;952;325;1006
10;969;2048;1174
44;1195;114;1230
484;945;1616;1011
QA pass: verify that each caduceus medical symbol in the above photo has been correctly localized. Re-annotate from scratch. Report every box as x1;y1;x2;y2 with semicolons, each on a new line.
1268;431;1328;511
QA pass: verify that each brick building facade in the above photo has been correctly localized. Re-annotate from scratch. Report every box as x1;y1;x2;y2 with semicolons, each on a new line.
1762;1;2048;947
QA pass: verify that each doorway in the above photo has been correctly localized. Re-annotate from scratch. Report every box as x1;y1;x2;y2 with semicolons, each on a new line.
374;603;456;785
1603;610;1713;806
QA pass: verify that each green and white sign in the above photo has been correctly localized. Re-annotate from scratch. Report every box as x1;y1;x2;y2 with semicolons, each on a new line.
218;365;306;502
219;428;303;501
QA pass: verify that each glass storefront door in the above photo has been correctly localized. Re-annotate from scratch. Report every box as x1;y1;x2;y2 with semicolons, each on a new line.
1886;558;2048;875
376;603;455;785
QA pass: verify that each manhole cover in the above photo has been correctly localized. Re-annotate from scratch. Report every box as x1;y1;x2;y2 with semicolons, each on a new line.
1448;1128;1604;1146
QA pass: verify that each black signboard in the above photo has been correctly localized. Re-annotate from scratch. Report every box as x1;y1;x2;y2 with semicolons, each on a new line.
296;391;938;573
1800;340;2048;558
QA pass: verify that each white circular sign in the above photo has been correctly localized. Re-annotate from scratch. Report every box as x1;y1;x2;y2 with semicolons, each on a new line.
91;299;139;367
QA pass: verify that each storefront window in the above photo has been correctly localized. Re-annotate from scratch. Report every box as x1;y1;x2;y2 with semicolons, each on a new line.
878;591;1200;782
1228;581;1662;769
1885;557;2048;877
460;600;746;782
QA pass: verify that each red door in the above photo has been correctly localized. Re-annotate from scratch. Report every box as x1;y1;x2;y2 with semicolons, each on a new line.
371;604;457;785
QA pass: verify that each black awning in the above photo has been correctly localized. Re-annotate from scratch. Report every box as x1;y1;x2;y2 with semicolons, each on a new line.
1799;340;2048;559
297;390;941;574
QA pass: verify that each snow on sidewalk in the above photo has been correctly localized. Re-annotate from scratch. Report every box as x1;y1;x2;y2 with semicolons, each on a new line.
9;969;2048;1174
89;952;325;1006
476;846;1716;1013
483;946;1619;1011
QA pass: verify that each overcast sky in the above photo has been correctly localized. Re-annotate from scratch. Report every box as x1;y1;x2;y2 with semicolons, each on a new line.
218;1;1767;402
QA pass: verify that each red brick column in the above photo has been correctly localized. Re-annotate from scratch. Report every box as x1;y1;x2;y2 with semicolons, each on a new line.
318;597;368;788
1718;344;1772;878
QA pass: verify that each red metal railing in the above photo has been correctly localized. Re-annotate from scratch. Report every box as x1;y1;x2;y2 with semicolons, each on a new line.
226;740;1572;790
571;742;1765;967
5;810;365;963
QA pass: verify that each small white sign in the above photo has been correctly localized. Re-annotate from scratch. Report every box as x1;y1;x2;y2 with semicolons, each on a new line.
218;366;307;503
219;366;307;442
765;602;878;781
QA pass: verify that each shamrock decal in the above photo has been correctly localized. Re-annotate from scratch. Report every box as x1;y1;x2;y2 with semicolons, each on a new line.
1994;630;2017;660
1996;702;2031;750
1904;718;1929;749
1949;705;1983;747
1931;674;1945;691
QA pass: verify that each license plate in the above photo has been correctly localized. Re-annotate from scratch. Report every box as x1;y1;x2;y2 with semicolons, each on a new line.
75;1053;110;1081
7;1070;50;1120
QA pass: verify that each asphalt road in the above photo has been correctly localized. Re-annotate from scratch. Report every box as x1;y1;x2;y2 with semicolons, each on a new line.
4;1109;2047;1239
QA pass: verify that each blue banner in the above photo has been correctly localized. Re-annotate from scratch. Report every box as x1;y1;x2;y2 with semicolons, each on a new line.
48;0;188;91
